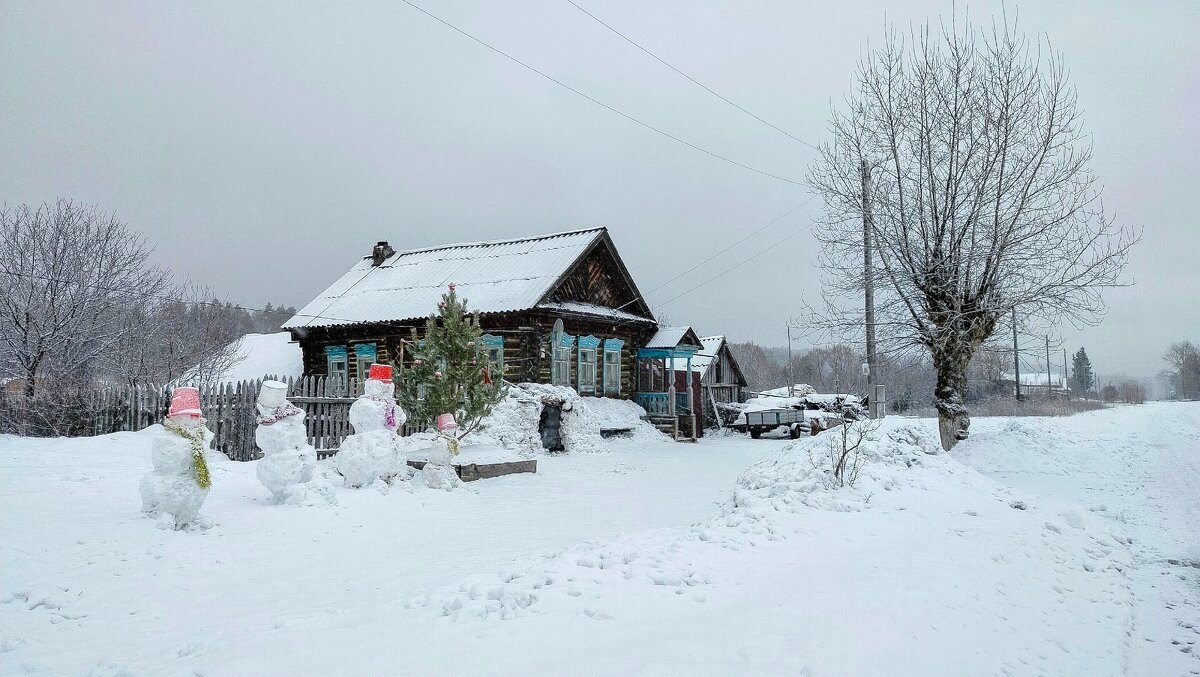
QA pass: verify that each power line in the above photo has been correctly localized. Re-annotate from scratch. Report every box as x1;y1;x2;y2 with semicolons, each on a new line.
640;197;813;299
397;0;802;186
654;221;810;310
565;0;819;152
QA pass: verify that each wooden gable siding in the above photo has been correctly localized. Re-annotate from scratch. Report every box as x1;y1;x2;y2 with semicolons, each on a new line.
545;239;649;318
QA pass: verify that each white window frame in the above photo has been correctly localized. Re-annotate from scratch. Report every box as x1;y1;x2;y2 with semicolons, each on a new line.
578;346;597;394
603;340;623;395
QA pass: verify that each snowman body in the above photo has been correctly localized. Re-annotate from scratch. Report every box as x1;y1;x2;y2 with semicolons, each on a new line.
422;434;462;490
336;379;410;487
255;407;317;502
140;418;212;529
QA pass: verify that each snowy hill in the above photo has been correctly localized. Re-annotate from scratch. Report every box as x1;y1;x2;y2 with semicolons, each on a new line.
208;332;303;384
0;403;1197;674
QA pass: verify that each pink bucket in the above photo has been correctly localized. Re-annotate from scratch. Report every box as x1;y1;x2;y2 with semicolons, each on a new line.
436;413;457;432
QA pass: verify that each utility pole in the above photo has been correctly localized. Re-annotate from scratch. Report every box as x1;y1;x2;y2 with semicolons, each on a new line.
1012;310;1022;401
861;159;879;416
1063;347;1068;396
786;323;794;397
1046;335;1052;395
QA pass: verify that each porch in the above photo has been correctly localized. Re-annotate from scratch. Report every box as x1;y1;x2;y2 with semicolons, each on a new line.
634;327;704;441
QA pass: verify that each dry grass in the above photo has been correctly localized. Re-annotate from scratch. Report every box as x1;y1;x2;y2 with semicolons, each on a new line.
903;397;1109;419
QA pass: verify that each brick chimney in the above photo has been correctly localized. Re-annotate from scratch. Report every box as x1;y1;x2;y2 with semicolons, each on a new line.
371;241;395;267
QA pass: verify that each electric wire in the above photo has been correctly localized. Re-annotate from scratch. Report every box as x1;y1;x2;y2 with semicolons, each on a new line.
564;0;819;151
397;0;803;185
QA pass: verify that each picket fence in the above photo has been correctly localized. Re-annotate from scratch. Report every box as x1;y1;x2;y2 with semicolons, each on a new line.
91;376;428;461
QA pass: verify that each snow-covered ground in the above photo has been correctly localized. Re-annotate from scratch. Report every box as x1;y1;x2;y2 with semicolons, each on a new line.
1;403;1197;675
957;402;1200;676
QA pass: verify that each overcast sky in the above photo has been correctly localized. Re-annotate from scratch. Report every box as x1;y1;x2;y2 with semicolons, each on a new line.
2;0;1196;379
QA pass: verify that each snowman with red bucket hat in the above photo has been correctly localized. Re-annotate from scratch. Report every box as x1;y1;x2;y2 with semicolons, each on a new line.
140;386;215;529
335;363;412;488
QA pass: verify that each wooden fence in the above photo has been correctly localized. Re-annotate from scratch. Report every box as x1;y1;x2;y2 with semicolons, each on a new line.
91;376;428;461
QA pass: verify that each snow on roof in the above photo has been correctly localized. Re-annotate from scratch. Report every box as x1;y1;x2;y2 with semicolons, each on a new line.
645;326;702;350
284;228;609;329
1001;372;1068;388
667;335;725;377
535;301;655;324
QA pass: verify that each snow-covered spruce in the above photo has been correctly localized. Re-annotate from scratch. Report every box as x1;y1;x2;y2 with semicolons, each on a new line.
335;366;412;488
139;387;215;530
254;380;335;506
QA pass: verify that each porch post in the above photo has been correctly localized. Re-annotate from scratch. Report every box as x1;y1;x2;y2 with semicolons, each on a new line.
667;363;676;417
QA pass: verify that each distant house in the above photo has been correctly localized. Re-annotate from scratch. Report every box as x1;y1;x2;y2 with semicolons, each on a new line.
667;335;748;425
999;372;1069;396
283;228;659;401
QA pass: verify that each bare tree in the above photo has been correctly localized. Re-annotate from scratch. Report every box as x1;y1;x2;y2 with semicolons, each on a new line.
0;200;170;397
808;16;1136;449
1162;341;1200;400
104;287;244;387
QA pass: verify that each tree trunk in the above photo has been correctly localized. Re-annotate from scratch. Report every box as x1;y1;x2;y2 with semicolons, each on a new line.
23;353;43;399
933;350;971;451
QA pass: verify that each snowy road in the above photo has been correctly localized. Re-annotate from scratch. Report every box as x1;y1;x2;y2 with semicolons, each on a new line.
959;402;1200;676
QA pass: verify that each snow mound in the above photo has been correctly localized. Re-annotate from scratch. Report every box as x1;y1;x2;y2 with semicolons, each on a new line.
734;423;941;512
410;419;1133;627
474;383;666;454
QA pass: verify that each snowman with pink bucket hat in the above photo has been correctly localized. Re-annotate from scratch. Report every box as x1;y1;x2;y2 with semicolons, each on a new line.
140;387;216;529
335;364;412;488
422;412;463;490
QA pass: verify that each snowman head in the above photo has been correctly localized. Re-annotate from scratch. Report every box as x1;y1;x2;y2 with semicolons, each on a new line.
363;363;395;398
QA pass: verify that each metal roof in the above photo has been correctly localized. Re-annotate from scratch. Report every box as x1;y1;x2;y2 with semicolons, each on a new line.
668;335;725;377
284;228;610;329
645;326;703;350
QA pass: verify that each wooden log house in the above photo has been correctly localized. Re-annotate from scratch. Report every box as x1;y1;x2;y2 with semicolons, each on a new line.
283;228;660;404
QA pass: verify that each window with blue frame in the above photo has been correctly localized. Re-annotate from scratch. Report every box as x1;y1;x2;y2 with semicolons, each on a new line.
325;345;348;391
577;335;601;394
479;334;505;378
353;343;377;382
603;338;624;395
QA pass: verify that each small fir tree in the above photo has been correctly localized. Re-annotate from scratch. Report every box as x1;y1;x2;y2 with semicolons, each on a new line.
398;284;506;438
1070;347;1095;396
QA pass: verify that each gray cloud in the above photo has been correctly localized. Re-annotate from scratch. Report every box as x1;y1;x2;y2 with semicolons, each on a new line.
1;0;1195;378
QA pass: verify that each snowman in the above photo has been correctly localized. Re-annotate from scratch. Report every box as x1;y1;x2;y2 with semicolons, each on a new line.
336;363;411;487
140;387;213;529
254;380;322;503
422;412;463;490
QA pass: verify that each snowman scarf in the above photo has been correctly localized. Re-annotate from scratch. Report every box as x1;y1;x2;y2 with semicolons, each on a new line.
163;418;213;489
255;403;304;426
364;394;398;429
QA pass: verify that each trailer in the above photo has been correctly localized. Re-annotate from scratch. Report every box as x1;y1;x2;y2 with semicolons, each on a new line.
742;408;811;439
